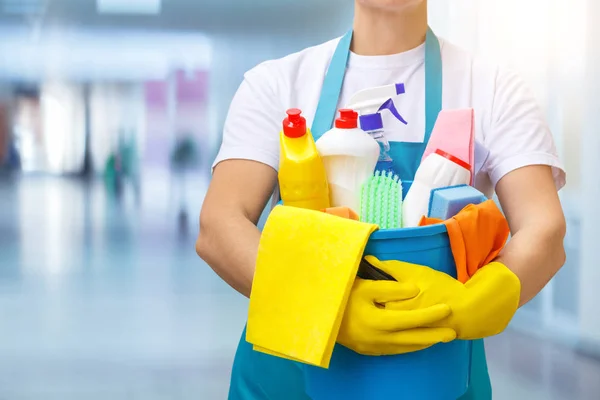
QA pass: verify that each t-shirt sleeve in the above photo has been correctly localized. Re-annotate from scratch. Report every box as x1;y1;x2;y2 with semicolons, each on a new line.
212;64;282;171
482;68;566;190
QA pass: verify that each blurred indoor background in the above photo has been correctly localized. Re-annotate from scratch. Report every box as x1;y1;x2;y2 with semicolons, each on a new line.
0;0;599;398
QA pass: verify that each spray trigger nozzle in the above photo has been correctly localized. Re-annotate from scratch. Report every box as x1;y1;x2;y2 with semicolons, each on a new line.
378;98;408;126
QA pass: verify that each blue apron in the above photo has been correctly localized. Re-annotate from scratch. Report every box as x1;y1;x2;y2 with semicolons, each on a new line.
229;28;492;400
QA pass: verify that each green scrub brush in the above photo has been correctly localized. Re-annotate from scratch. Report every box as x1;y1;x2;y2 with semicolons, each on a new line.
360;171;402;229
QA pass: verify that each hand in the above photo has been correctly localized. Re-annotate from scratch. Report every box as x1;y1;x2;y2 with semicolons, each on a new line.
365;256;521;340
337;277;457;356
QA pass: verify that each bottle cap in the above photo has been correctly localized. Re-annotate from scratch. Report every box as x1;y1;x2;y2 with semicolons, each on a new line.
359;113;383;131
283;108;307;138
335;109;359;129
435;149;472;171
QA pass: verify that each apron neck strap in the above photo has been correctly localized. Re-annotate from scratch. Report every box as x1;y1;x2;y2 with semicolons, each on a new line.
311;30;353;141
311;26;442;149
423;26;442;146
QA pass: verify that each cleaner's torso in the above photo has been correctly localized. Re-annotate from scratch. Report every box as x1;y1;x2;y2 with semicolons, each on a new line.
255;37;503;198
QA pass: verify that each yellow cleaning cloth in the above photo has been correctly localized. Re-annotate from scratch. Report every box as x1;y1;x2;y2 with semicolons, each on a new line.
247;205;377;368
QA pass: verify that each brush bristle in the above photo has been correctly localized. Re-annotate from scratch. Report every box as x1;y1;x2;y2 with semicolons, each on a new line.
360;170;403;229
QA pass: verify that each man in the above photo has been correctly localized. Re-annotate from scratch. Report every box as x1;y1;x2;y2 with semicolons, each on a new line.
197;0;566;398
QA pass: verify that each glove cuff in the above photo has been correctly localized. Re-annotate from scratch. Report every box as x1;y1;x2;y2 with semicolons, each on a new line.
462;261;521;339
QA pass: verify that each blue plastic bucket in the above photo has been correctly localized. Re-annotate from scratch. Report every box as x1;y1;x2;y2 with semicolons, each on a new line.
303;181;472;400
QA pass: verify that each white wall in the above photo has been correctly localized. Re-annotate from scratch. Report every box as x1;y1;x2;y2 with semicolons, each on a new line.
578;0;600;352
431;0;600;351
41;83;87;174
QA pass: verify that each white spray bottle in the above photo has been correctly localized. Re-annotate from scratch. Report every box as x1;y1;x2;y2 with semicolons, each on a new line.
346;83;408;174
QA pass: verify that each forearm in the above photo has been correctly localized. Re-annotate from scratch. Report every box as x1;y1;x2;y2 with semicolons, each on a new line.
496;224;566;307
196;213;261;298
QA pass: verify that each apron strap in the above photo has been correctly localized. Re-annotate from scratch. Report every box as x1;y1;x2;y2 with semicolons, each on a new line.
311;31;353;141
423;26;443;146
387;27;443;180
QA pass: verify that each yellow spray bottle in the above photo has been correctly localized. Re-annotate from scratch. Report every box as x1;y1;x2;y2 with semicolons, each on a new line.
278;108;330;210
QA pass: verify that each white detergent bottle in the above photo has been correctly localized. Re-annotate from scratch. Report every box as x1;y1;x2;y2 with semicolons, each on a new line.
316;109;380;213
402;149;472;228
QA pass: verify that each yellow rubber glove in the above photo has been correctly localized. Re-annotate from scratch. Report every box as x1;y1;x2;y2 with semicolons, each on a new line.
337;277;458;356
365;256;521;340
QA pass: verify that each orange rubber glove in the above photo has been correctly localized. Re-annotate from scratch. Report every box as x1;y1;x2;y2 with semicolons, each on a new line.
419;199;509;283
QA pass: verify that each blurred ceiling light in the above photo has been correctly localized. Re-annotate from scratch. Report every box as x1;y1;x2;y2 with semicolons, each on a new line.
1;0;45;15
97;0;161;15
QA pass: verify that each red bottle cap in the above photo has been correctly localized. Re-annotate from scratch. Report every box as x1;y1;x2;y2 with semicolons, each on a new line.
283;108;307;138
335;109;359;129
435;149;471;171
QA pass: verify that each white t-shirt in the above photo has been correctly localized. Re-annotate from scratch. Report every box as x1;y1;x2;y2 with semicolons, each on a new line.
214;36;566;198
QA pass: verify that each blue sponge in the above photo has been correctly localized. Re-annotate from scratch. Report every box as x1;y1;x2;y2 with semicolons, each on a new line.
428;185;487;221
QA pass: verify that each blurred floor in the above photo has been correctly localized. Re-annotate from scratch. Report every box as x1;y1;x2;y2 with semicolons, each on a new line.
486;331;600;400
0;175;598;399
